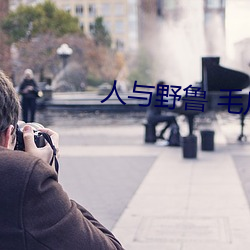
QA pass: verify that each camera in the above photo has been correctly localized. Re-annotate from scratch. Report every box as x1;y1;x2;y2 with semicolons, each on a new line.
14;122;46;151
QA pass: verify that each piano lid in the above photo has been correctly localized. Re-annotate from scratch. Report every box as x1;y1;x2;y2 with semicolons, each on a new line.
201;57;250;91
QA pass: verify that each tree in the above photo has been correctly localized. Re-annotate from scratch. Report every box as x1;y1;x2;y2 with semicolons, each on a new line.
91;17;112;47
128;49;153;85
1;0;80;43
13;33;122;90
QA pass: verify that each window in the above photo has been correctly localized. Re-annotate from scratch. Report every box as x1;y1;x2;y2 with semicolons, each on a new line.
80;22;84;32
103;20;112;31
116;39;124;50
115;3;124;16
128;20;137;32
164;0;177;10
115;20;124;33
89;22;95;33
205;0;225;9
89;4;96;17
102;3;111;16
75;5;84;16
128;3;137;16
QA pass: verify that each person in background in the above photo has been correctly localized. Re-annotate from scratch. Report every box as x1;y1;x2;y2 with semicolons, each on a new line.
19;69;39;123
146;80;179;141
0;70;124;249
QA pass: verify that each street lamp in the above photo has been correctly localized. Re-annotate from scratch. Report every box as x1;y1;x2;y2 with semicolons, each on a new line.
56;43;73;68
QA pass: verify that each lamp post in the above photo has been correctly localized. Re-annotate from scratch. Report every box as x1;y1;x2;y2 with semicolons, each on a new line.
56;43;73;68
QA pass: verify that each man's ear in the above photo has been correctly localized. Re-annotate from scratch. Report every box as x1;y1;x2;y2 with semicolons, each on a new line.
2;125;15;149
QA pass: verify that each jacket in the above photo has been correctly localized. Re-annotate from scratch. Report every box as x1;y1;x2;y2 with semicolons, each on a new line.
0;147;124;250
19;79;38;99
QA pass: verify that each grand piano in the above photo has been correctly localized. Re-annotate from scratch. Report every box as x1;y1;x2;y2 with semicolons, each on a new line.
178;57;250;141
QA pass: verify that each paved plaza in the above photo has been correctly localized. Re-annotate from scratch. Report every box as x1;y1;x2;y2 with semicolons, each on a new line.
37;110;250;250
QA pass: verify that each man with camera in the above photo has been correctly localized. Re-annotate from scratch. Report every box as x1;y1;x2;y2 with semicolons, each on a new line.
0;71;124;249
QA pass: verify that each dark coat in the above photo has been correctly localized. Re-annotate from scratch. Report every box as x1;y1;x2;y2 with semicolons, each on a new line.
19;79;38;99
0;147;124;250
147;91;162;117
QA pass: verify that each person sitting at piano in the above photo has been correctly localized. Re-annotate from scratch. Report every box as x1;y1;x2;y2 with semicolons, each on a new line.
146;80;179;141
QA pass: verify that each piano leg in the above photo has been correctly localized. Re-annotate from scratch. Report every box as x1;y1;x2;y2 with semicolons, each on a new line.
187;114;195;135
238;113;247;142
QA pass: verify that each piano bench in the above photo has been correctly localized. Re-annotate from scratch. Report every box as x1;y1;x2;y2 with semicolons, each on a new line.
142;120;156;143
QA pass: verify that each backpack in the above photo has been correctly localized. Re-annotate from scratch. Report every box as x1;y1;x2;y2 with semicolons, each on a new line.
168;124;181;146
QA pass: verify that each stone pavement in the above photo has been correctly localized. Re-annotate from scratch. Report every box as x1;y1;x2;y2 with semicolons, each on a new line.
44;111;250;250
111;116;250;250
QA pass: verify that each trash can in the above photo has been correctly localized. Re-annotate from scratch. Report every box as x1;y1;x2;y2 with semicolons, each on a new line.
200;130;215;151
182;135;197;159
144;122;156;143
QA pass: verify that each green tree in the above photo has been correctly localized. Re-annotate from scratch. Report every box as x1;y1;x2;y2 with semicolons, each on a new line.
1;0;80;42
91;17;111;47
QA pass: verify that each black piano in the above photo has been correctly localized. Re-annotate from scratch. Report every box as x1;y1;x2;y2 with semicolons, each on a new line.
178;57;250;141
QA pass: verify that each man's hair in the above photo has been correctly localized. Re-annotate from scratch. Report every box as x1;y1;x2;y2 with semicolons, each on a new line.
0;71;20;142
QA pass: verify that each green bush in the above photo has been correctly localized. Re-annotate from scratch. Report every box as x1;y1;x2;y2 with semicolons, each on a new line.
86;74;103;87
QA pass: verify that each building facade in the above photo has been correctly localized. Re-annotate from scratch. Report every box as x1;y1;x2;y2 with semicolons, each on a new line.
51;0;138;51
9;0;139;51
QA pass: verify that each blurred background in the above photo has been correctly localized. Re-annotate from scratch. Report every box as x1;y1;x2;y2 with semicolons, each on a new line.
0;0;250;94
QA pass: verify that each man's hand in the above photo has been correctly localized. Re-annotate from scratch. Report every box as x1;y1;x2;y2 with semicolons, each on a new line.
23;86;34;94
22;125;59;165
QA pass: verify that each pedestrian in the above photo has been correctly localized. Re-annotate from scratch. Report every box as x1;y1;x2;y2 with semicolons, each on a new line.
146;80;180;141
19;69;39;123
0;70;124;249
